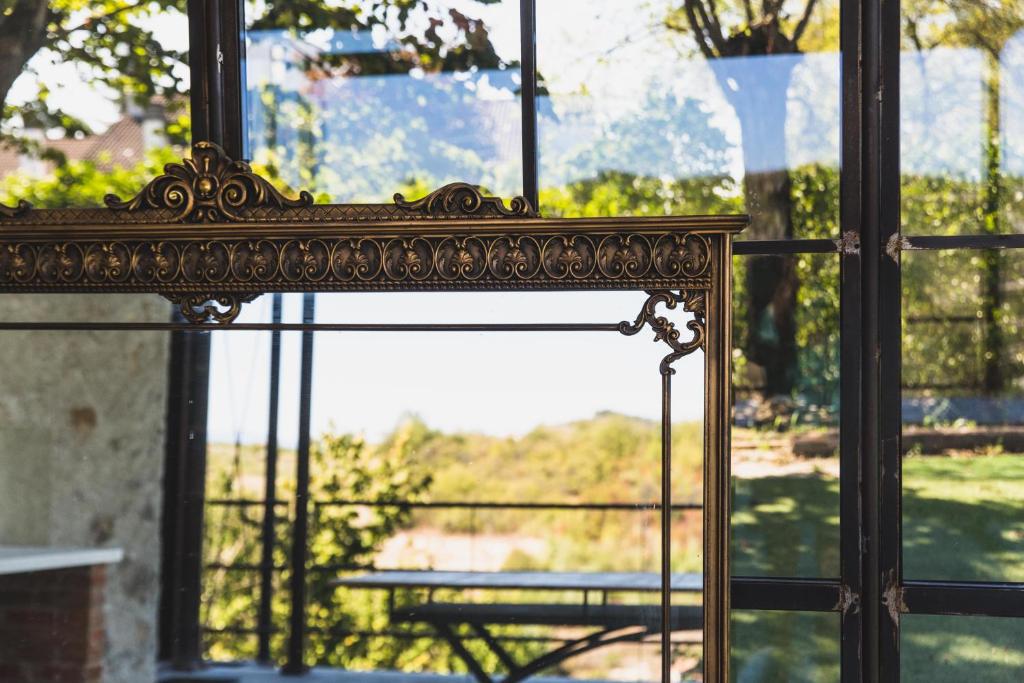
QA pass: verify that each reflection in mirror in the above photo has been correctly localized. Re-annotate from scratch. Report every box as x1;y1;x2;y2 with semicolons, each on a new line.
902;249;1024;583
244;0;524;202
0;3;189;210
901;1;1024;236
731;253;840;579
536;0;839;243
198;293;707;681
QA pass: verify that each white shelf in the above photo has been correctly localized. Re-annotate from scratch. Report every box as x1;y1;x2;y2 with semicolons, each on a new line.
0;545;124;576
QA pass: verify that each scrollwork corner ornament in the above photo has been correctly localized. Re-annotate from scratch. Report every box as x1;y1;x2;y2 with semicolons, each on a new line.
163;292;259;325
619;289;707;375
104;141;313;223
394;182;535;218
0;199;31;219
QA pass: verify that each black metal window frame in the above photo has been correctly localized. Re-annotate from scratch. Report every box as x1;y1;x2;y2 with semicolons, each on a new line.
159;1;1024;681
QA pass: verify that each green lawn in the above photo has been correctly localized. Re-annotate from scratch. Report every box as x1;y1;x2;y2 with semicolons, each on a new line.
731;453;1024;682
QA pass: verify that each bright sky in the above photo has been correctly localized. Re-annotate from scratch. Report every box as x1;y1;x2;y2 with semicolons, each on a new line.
206;291;705;445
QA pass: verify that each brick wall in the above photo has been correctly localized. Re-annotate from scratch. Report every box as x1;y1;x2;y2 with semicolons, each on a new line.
0;566;107;683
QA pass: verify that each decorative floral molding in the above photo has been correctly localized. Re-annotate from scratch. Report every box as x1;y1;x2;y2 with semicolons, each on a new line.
103;141;313;222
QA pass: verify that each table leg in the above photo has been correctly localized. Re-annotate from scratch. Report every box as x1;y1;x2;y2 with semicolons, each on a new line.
469;623;518;673
503;626;652;683
432;621;494;683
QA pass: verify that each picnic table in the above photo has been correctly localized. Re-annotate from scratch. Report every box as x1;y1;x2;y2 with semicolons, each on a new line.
333;570;703;683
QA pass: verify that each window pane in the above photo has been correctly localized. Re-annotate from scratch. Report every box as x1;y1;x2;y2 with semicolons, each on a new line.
901;3;1024;235
732;610;838;681
902;614;1024;681
732;253;840;578
0;3;189;209
536;0;840;242
244;1;523;202
903;249;1024;582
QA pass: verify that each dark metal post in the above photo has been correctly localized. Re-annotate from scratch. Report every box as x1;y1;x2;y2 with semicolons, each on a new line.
519;0;539;210
283;293;316;675
160;2;247;667
187;0;247;156
859;0;903;676
257;293;284;663
838;0;866;678
158;323;212;669
660;371;672;683
876;0;904;677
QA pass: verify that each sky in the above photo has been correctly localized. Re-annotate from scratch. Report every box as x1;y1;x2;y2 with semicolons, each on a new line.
206;290;705;445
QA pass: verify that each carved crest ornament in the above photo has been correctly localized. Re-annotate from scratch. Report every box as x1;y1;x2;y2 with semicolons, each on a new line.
0;140;745;680
0;142;744;341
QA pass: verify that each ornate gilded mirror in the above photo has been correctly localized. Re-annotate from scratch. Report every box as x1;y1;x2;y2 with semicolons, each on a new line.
0;139;744;682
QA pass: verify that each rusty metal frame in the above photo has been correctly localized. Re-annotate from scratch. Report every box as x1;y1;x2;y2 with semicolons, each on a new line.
0;140;746;682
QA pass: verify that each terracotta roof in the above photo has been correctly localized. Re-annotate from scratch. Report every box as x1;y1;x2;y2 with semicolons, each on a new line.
0;114;152;180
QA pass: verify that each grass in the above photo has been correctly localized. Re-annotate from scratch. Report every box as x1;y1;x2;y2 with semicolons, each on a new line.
731;452;1024;682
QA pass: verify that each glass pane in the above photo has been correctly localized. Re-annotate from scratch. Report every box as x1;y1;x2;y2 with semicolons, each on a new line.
732;610;838;682
199;292;707;681
244;1;523;202
902;615;1024;681
0;3;189;208
902;249;1024;582
901;3;1024;235
536;0;840;242
0;329;172;682
732;253;840;578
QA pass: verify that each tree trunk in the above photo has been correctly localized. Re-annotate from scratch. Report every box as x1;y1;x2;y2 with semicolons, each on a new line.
711;55;801;399
742;171;799;398
0;2;51;114
982;49;1004;395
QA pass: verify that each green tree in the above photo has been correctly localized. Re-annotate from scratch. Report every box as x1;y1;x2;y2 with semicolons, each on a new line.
0;1;189;159
246;0;522;200
202;424;434;665
663;0;840;400
903;1;1024;395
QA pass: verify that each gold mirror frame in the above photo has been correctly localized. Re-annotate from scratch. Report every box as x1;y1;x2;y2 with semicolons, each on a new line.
0;141;746;682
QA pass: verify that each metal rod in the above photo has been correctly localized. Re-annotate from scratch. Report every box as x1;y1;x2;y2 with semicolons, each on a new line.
903;580;1024;618
257;293;283;663
0;321;622;333
733;238;838;255
877;0;904;673
158;321;190;663
660;370;671;683
222;0;248;160
172;329;212;670
283;293;316;675
519;0;539;210
902;233;1024;250
732;577;844;612
309;499;701;511
838;0;865;676
207;498;289;507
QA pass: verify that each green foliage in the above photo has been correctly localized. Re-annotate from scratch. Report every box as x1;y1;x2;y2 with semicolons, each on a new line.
248;0;511;76
202;414;704;673
0;147;182;208
0;2;189;157
202;423;434;666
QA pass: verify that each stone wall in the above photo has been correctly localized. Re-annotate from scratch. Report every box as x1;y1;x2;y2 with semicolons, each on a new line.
0;294;171;683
